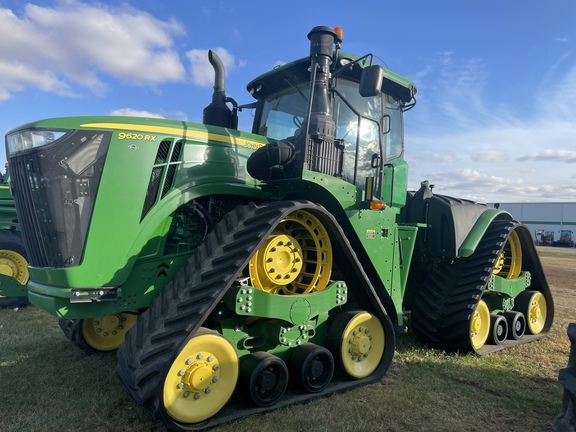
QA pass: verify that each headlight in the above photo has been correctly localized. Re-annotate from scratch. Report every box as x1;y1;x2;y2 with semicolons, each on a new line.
6;129;68;155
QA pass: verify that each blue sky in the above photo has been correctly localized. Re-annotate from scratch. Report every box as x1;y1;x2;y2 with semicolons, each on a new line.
0;0;575;203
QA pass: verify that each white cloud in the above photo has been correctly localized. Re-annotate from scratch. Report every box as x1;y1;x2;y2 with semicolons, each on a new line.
472;151;508;163
406;51;576;202
108;108;188;121
518;149;576;163
0;1;187;99
108;109;165;119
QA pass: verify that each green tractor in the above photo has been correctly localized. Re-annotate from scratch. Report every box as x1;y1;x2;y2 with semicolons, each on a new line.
4;26;553;429
0;163;29;308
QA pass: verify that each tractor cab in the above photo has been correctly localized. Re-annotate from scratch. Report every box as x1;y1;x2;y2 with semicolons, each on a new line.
245;27;416;209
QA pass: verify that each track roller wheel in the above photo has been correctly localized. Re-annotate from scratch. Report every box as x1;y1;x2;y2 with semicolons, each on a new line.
328;310;385;379
503;311;526;340
290;343;334;393
487;314;508;345
59;311;139;354
163;328;238;423
249;210;332;295
514;290;547;335
240;351;289;407
470;300;490;350
81;312;139;351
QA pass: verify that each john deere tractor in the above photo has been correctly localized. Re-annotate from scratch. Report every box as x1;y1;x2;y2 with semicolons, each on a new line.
4;26;553;430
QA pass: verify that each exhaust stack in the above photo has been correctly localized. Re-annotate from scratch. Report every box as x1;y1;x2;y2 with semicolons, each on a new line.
203;50;235;128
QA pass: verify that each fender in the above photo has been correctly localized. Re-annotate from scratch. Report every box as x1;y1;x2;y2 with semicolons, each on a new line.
458;208;513;257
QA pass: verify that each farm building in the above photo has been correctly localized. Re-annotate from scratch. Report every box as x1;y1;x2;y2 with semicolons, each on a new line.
488;202;576;246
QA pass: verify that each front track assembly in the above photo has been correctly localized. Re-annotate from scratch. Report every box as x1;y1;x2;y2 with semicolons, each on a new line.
117;200;396;431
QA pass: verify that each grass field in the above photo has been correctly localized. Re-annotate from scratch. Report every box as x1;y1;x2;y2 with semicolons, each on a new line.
0;248;574;432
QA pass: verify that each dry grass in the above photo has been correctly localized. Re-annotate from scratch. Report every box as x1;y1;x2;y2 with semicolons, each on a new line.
0;247;573;432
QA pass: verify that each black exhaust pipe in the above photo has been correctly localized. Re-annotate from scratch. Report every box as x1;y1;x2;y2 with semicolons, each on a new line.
203;50;235;128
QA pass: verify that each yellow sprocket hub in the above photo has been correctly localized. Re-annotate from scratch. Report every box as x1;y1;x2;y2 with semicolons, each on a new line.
249;210;332;295
493;230;522;279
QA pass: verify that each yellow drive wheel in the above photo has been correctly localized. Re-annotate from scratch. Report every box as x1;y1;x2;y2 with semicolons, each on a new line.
81;312;139;351
163;328;239;424
249;210;332;295
0;249;29;285
514;290;547;335
493;230;522;279
470;300;490;350
328;310;385;379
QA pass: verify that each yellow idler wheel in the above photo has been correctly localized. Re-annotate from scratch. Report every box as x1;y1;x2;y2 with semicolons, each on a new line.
470;300;490;350
81;312;138;351
249;210;332;295
493;230;522;279
0;249;29;285
514;290;547;335
163;328;239;424
328;310;385;379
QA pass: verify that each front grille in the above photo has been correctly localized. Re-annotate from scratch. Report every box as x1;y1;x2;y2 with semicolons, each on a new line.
9;130;111;267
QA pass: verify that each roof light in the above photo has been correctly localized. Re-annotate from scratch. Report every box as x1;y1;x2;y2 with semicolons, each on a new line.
334;26;344;45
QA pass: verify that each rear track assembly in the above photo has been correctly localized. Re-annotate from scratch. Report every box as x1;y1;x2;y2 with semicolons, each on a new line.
411;220;553;354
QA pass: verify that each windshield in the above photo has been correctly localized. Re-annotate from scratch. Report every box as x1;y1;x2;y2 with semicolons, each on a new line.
256;84;309;140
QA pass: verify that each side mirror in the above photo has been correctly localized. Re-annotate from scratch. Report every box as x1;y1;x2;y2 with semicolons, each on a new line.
359;65;383;97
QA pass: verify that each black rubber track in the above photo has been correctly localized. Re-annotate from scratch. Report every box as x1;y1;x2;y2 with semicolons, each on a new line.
411;219;554;354
116;200;396;431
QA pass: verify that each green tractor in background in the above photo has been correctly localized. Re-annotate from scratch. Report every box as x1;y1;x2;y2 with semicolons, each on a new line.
3;26;553;430
0;162;29;308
